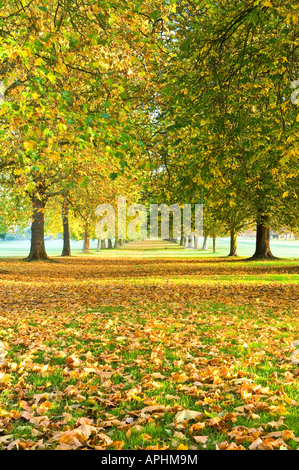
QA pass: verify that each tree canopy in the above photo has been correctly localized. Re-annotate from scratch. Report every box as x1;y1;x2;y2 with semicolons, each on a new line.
0;0;298;259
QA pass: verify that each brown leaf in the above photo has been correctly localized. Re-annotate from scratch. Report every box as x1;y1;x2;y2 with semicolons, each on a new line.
249;438;263;450
174;410;202;423
193;435;209;444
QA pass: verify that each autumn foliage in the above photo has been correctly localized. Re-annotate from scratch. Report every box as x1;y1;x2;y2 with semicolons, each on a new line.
0;0;298;453
0;243;298;450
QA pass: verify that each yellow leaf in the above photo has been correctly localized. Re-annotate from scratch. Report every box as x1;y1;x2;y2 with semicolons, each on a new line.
24;140;36;151
177;443;188;450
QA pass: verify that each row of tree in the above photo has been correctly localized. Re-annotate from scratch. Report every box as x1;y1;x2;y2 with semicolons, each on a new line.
0;0;298;260
142;0;298;258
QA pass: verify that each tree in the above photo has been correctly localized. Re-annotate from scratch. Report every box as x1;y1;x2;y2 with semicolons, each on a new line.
146;0;299;259
61;197;71;257
0;0;166;259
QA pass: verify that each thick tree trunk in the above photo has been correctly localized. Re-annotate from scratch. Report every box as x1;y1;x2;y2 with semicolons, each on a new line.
82;224;90;253
202;236;208;250
107;239;113;249
180;236;184;246
26;194;48;261
213;237;216;253
251;215;275;259
97;239;101;252
194;236;198;249
188;236;193;248
228;229;238;257
61;198;71;257
101;239;106;249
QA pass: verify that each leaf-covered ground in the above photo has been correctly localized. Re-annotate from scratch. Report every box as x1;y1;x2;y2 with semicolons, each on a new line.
0;241;298;450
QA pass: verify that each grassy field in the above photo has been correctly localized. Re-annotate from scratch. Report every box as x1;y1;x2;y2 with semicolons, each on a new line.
0;236;299;258
0;240;298;450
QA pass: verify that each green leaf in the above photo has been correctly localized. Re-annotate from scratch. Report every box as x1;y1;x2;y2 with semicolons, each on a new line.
37;6;48;12
69;37;79;49
61;91;72;103
102;113;111;120
149;10;161;20
120;160;128;169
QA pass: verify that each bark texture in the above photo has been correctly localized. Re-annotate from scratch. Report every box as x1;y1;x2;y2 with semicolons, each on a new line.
26;194;48;261
202;236;208;250
251;214;275;259
82;224;90;253
61;199;71;257
228;229;238;257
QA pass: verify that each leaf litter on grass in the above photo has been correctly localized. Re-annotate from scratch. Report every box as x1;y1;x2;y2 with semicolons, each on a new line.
0;256;298;450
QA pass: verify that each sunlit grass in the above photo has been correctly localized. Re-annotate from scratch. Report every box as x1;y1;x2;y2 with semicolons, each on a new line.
0;240;298;450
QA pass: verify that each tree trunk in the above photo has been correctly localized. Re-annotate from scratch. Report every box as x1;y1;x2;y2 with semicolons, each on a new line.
61;198;71;257
188;236;193;248
194;236;198;249
213;237;216;253
107;239;113;249
82;224;90;253
97;239;101;252
251;214;275;259
202;236;208;250
26;193;48;261
228;229;238;257
180;236;184;246
101;239;106;249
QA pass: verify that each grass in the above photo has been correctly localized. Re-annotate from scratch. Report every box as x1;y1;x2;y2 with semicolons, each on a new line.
0;240;298;450
0;236;299;258
2;302;298;450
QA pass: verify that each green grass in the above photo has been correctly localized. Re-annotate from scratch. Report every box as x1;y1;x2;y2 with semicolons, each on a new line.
0;240;298;450
0;237;299;258
1;300;298;450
